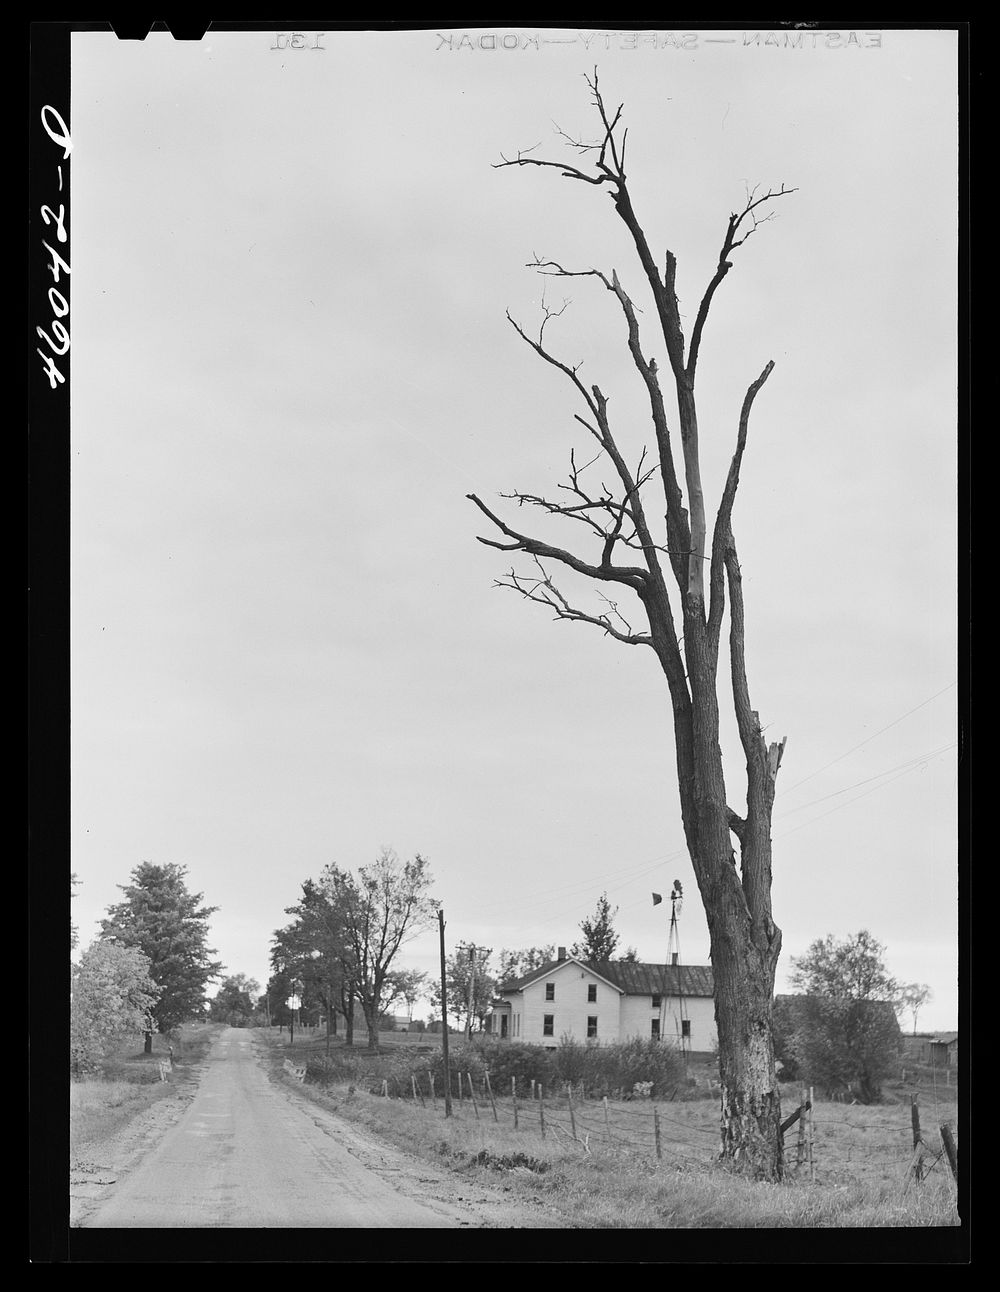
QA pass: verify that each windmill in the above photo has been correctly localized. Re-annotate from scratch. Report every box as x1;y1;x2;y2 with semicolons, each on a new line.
666;883;687;1064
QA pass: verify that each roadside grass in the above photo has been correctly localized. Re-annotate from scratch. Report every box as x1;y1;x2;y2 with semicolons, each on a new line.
70;1077;174;1152
257;1028;960;1229
70;1022;221;1152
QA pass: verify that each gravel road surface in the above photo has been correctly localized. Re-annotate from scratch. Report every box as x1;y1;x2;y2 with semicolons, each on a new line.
71;1028;565;1229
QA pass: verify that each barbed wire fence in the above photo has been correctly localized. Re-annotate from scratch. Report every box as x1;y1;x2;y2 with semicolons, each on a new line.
301;1057;957;1185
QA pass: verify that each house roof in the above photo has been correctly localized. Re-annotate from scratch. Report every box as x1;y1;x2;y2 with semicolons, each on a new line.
932;1032;959;1045
498;958;714;999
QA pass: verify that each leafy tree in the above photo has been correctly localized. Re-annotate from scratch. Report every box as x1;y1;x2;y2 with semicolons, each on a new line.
101;862;223;1052
271;878;357;1042
278;850;437;1051
789;930;900;1003
571;892;621;960
431;946;496;1034
899;982;933;1034
497;945;556;983
468;74;796;1177
785;931;903;1102
209;974;261;1026
384;966;428;1023
330;849;437;1050
71;939;159;1074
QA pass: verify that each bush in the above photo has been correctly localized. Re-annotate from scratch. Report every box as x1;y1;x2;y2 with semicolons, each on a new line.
458;1038;558;1095
777;997;902;1103
578;1037;686;1098
305;1052;365;1085
96;1058;165;1085
300;1034;686;1102
554;1034;588;1086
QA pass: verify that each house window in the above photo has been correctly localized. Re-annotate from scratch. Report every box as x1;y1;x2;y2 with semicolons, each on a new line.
587;1016;598;1038
543;1014;554;1037
681;1019;691;1039
651;995;661;1010
587;984;597;1003
545;983;555;1001
651;1018;660;1040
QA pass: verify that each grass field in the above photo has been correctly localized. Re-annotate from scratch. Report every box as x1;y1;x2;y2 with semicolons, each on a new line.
69;1023;219;1152
261;1027;962;1230
70;1023;963;1232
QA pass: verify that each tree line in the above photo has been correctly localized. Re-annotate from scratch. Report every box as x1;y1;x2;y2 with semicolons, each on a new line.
266;848;437;1051
71;862;221;1072
775;930;934;1104
71;859;933;1107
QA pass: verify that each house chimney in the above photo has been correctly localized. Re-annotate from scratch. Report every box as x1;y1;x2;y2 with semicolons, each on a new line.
557;946;566;961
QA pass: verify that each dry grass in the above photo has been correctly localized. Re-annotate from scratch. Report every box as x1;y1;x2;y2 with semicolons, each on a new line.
258;1029;962;1231
69;1022;220;1152
69;1077;172;1152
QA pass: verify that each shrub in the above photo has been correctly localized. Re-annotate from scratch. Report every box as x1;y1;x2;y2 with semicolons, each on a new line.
554;1034;587;1085
462;1037;558;1094
305;1052;365;1085
577;1037;686;1098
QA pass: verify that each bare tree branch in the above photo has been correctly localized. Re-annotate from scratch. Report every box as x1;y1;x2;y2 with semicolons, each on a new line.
707;360;775;653
468;493;648;589
687;184;797;382
497;558;653;646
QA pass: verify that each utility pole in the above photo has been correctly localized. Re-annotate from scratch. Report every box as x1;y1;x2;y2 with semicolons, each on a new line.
438;908;452;1117
466;944;477;1040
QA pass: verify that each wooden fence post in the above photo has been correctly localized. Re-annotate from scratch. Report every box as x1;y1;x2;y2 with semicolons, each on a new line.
567;1083;577;1140
940;1123;958;1183
467;1072;480;1120
796;1089;808;1171
485;1071;498;1123
911;1093;924;1182
808;1086;815;1183
603;1095;611;1145
539;1083;546;1138
429;1072;436;1109
653;1102;663;1161
512;1077;519;1130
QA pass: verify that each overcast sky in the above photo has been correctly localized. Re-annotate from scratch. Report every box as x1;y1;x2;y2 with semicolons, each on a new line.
69;26;959;1031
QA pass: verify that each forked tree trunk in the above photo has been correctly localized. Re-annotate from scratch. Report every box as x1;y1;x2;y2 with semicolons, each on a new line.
473;73;795;1180
704;843;784;1178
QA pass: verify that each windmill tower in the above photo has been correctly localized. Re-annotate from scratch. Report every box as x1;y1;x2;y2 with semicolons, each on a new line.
667;880;690;1068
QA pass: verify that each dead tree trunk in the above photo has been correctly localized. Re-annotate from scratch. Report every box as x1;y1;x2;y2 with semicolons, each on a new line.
470;73;794;1180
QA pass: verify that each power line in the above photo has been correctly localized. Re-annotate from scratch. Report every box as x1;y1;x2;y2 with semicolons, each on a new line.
454;686;957;929
774;742;957;817
775;745;954;842
777;682;956;799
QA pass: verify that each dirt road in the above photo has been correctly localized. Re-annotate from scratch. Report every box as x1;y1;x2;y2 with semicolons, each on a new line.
73;1028;564;1229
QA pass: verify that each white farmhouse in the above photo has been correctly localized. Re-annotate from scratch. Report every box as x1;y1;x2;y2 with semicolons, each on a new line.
489;948;717;1055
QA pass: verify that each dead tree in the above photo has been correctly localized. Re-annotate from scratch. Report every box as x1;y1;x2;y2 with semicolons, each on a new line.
469;73;794;1180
